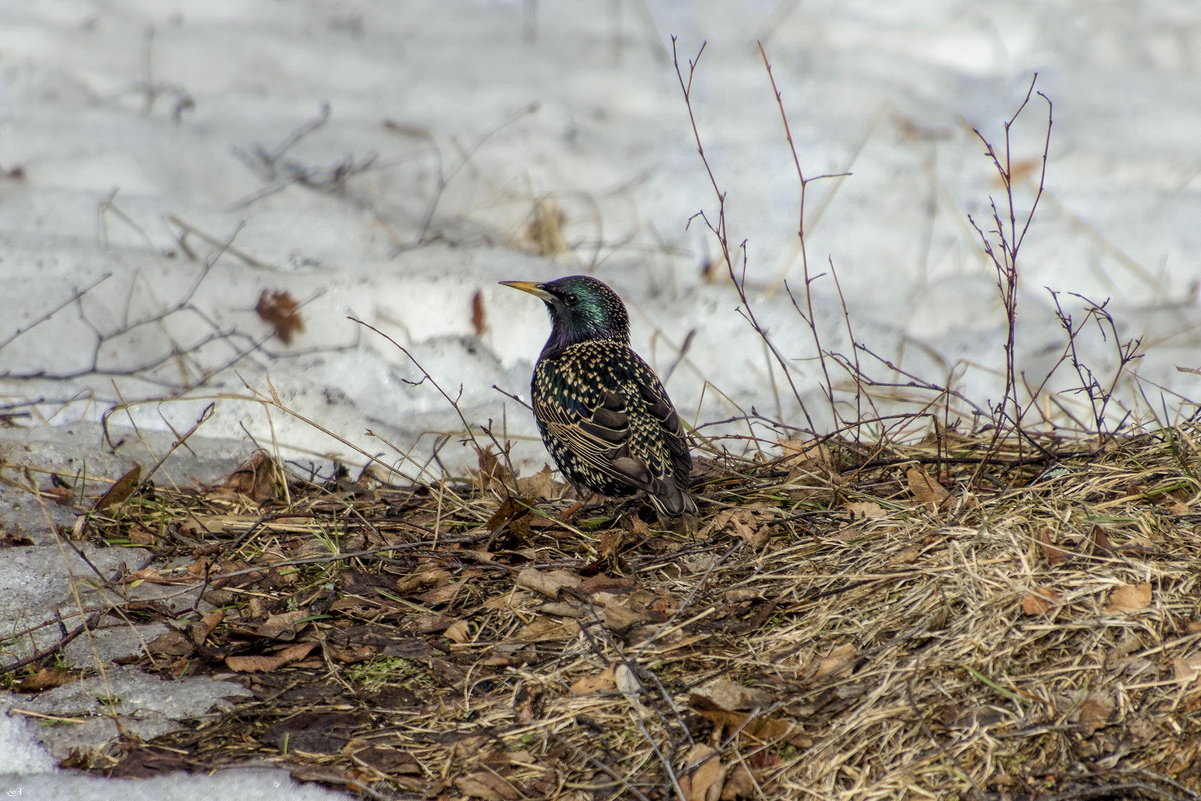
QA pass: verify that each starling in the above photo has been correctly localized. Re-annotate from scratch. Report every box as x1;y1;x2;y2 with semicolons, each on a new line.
500;275;696;516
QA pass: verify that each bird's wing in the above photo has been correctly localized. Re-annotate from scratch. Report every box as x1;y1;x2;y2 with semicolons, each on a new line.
537;381;646;486
629;360;693;486
535;349;691;497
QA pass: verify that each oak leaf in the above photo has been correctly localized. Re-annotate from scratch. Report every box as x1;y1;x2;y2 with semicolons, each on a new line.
1105;582;1151;613
907;466;949;507
813;643;856;679
1021;586;1061;616
570;665;617;694
255;289;304;344
1037;527;1071;564
93;465;141;511
679;743;724;801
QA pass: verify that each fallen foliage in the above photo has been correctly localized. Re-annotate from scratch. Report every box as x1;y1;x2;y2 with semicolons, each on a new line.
6;422;1201;801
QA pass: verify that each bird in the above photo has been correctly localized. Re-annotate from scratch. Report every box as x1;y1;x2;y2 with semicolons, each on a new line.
500;275;696;517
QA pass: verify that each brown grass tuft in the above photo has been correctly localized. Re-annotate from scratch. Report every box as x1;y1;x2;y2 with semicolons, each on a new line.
13;422;1197;799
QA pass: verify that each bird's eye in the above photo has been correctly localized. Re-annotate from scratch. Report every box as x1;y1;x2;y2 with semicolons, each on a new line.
564;293;579;306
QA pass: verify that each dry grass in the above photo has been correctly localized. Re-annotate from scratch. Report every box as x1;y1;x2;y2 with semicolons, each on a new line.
13;419;1197;801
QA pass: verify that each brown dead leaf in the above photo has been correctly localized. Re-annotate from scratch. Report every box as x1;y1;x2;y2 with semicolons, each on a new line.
1075;691;1114;736
192;609;225;644
16;667;77;692
728;509;770;547
455;770;520;801
844;501;885;520
907;466;949;508
444;619;471;644
482;495;534;539
41;474;76;507
515;568;580;599
1037;527;1072;564
595;592;646;630
346;741;422;775
721;763;759;800
513;685;541;724
470;289;487;337
225;654;283;673
596;528;629;562
255;289;305;344
679;743;724;801
577;574;636;595
1173;655;1201;691
813;643;856;679
1021;586;1061;616
513;618;580;642
418;581;463;605
700;508;769;546
693;678;770;711
1105;582;1152;613
271;641;318;662
415;614;455;634
221;452;280;502
395;564;452;594
257;610;308;640
93;465;141;512
127;525;159;546
471;445;513;493
748;715;797;741
247;596;273;620
1106;634;1144;669
148;630;194;658
1089;524;1115;555
225;641;316;673
125;567;175;586
691;701;798;745
570;664;616;694
515;464;562;500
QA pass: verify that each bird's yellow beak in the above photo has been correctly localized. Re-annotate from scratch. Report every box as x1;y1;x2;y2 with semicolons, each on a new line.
499;280;553;301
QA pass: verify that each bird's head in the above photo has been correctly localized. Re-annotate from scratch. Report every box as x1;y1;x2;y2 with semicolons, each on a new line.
500;275;630;353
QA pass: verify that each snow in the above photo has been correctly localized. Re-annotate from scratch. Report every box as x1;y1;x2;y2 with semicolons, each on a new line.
1;764;357;801
1;0;1199;797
